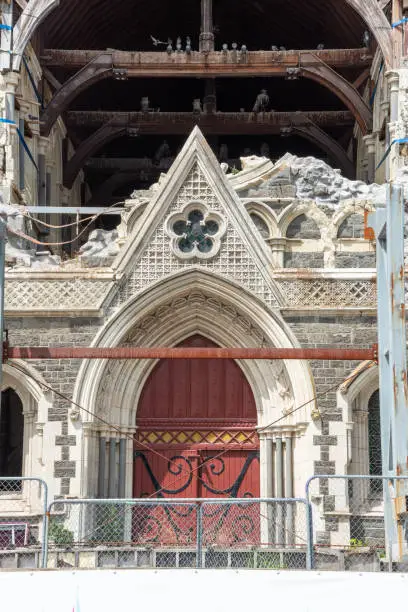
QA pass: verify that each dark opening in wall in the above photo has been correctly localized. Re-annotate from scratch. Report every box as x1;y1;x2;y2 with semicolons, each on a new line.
0;389;24;482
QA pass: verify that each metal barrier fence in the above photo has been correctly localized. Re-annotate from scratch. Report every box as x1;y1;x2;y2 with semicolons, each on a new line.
0;477;48;569
306;475;408;572
1;475;407;571
46;497;311;570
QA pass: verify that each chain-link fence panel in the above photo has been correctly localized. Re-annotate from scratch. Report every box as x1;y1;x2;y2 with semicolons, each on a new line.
306;475;408;572
200;498;311;569
0;477;48;569
47;499;199;569
46;497;313;570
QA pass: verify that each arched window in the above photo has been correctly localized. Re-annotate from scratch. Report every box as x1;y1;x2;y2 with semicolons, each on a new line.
337;214;365;239
250;213;269;239
368;390;382;494
0;388;24;480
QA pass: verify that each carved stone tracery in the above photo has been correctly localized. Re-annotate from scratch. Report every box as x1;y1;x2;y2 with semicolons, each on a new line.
96;288;295;423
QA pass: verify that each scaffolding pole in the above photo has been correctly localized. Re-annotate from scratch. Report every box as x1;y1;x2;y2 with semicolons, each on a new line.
367;183;408;562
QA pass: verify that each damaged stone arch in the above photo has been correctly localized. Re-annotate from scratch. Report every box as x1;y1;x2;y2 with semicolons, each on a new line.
278;202;329;239
12;0;60;71
73;269;316;495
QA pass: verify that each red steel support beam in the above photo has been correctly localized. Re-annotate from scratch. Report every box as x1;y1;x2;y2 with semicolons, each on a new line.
5;346;377;361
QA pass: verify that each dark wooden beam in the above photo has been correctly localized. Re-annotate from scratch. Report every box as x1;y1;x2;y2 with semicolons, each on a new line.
65;112;353;187
40;50;372;137
299;52;372;134
41;48;372;71
65;110;355;131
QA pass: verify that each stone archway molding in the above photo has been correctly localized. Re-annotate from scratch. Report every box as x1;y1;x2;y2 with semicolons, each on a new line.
12;0;60;71
73;269;316;432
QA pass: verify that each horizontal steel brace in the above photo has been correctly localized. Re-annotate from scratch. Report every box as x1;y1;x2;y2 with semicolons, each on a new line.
25;207;125;214
4;346;378;361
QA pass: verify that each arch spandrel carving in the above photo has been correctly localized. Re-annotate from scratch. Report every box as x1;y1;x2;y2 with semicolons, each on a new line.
73;269;316;439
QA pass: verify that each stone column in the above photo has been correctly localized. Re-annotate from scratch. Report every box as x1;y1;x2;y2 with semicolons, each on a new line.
200;0;214;52
267;238;287;268
363;134;377;184
275;436;284;545
284;435;294;546
1;73;20;195
98;436;107;498
37;137;49;207
386;71;400;182
259;433;274;544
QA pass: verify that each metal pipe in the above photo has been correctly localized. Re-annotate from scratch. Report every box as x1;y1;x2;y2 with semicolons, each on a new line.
5;346;377;361
108;438;116;499
118;438;126;499
285;436;294;546
98;437;106;499
275;437;284;546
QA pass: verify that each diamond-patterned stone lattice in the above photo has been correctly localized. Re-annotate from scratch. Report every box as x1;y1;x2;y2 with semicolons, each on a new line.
5;279;112;312
279;279;376;308
114;164;278;307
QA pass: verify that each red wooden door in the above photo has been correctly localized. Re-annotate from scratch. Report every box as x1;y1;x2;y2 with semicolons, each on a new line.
133;336;260;544
134;335;259;499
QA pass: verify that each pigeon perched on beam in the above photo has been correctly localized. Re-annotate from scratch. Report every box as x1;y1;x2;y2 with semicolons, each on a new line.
150;35;167;47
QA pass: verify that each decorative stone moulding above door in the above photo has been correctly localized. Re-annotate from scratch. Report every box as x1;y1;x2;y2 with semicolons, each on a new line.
165;201;227;260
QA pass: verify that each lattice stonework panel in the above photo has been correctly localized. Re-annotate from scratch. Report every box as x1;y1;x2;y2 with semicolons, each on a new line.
5;279;112;311
137;430;258;446
115;164;277;307
278;279;376;308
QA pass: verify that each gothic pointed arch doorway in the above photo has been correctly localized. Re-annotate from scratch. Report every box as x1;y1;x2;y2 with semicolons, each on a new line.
134;335;260;499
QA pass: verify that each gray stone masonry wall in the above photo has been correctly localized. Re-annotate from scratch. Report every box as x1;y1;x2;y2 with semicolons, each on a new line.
5;311;378;504
5;317;102;495
337;214;365;238
284;252;324;268
286;214;321;239
335;252;376;268
283;314;378;545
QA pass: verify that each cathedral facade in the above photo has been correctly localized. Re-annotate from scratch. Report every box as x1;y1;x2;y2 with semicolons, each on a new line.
0;0;407;565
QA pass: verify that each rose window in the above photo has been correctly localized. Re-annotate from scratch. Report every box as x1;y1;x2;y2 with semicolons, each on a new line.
166;203;226;260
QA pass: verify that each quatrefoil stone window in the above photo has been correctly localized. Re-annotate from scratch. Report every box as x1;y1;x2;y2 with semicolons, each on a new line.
166;202;226;260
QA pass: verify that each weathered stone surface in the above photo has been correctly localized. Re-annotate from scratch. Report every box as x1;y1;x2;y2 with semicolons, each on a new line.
284;252;324;268
313;436;338;446
79;229;120;267
54;461;76;478
55;436;76;446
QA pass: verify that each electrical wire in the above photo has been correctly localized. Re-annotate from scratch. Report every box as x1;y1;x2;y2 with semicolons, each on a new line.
20;200;129;230
6;200;130;247
8;358;375;499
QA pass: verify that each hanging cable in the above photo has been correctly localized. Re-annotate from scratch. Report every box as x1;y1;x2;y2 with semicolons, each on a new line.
8;359;374;499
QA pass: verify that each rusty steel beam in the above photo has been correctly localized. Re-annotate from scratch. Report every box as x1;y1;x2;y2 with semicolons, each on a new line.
41;48;372;70
5;346;377;361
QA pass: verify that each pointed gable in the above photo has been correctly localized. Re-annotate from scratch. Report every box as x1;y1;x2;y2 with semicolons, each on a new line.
112;127;283;309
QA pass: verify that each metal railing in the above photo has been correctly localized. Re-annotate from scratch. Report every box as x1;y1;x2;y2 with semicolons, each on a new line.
0;474;407;571
0;477;48;569
306;475;408;572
